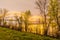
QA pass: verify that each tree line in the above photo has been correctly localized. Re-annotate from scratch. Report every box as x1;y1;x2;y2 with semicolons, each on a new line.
0;0;60;38
36;0;60;38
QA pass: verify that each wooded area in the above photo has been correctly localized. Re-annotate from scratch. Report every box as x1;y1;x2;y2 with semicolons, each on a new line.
0;0;60;38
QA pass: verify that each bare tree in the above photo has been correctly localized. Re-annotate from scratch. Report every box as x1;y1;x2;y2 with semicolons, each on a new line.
35;0;48;35
2;8;8;26
14;15;23;31
0;8;8;26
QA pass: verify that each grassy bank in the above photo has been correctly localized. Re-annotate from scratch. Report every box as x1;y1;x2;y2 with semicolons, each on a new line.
0;27;59;40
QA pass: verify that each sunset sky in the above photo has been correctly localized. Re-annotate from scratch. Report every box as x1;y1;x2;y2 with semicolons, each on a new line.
0;0;39;15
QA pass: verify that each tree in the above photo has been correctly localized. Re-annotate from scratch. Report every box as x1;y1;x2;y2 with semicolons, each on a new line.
0;8;8;26
35;0;48;35
24;10;31;32
0;9;2;25
14;14;23;31
48;0;60;37
2;8;8;26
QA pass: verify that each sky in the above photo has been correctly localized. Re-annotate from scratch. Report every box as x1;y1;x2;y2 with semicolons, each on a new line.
0;0;40;15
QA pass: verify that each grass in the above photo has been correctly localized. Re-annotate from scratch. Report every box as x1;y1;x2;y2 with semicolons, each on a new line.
0;27;59;40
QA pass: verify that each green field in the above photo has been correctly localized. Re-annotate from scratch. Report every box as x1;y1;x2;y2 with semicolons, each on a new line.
0;27;59;40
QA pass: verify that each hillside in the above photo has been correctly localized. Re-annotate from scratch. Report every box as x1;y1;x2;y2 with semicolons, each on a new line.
0;27;59;40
